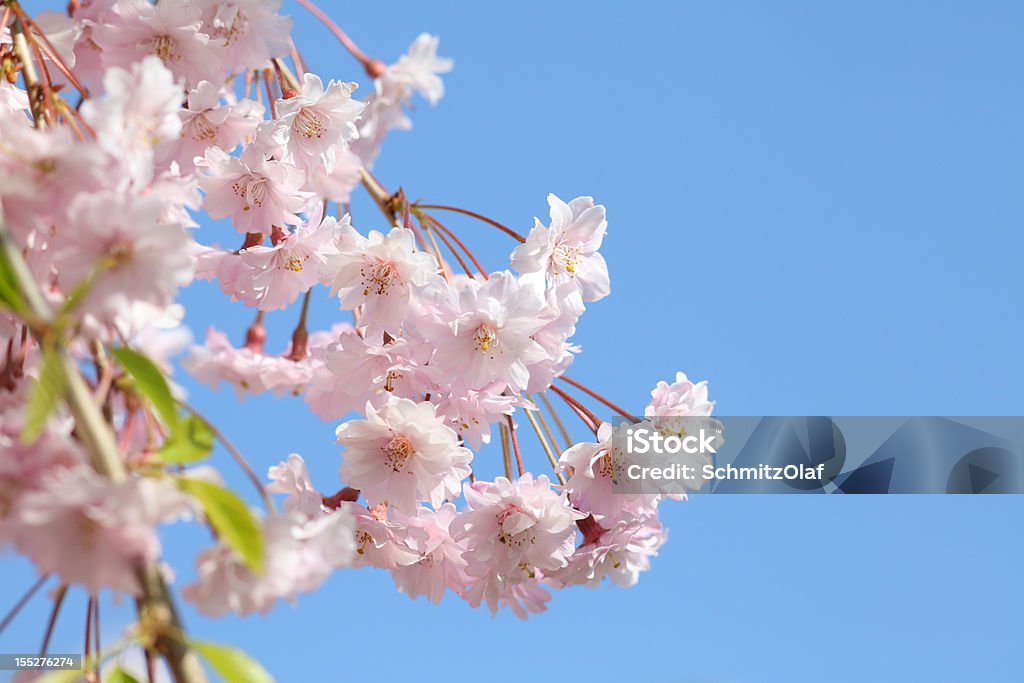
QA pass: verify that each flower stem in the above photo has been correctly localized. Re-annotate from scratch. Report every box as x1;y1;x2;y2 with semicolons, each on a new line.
0;573;50;636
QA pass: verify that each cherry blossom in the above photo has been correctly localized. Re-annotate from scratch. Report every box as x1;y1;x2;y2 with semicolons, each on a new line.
511;193;610;302
96;0;224;88
266;453;324;518
161;81;264;172
267;73;364;170
12;469;190;595
235;215;339;310
199;145;314;234
55;191;193;325
646;371;714;416
558;421;661;524
184;508;354;616
389;503;469;604
0;0;707;663
452;474;582;616
553;515;667;589
336;397;472;512
430;271;551;393
304;332;432;420
323;225;439;336
196;0;292;72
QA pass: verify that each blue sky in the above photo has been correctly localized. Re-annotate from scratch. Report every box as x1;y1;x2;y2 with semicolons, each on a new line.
3;1;1024;681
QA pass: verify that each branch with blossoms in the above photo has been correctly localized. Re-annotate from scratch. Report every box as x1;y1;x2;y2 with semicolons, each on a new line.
0;1;714;680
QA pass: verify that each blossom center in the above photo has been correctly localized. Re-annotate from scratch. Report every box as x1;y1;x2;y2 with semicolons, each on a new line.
191;114;219;142
151;34;181;63
473;324;499;354
381;434;415;472
597;450;625;484
496;506;536;548
360;260;399;296
232;174;268;212
279;252;305;272
77;513;101;551
218;11;248;45
295;108;326;140
552;243;580;275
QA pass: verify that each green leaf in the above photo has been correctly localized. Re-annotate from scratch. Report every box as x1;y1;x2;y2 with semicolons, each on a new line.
178;478;263;574
192;640;274;683
22;346;66;444
0;244;26;314
111;347;178;430
160;414;216;464
104;668;141;683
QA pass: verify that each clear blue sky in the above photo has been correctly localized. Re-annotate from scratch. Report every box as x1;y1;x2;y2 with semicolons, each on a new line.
3;1;1023;681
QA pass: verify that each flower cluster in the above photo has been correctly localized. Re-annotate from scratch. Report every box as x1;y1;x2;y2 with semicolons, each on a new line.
0;1;713;677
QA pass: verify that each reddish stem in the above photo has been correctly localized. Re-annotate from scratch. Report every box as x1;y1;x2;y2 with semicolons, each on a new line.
557;375;637;422
550;385;600;435
506;415;525;477
295;0;385;78
422;213;489;278
415;204;526;242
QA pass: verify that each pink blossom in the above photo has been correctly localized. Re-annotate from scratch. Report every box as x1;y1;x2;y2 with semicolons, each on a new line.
55;191;193;324
161;81;264;172
199;146;314;234
391;33;453;106
558;422;661;524
0;114;109;242
452;474;582;615
81;56;185;184
196;0;292;72
322;226;439;336
305;332;433;421
184;508;354;616
182;327;313;398
12;469;190;595
343;501;421;569
307;145;363;203
646;372;714;417
553;515;667;589
96;0;225;88
266;453;325;518
351;34;452;166
268;73;364;170
511;194;610;302
336;397;472;512
390;504;469;604
434;383;521;449
430;271;551;393
235;215;338;310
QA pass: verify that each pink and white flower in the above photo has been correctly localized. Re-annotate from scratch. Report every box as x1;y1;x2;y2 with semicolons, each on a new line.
161;81;264;171
96;0;225;88
390;503;469;604
196;0;292;72
336;397;472;512
235;214;339;310
512;194;610;302
12;469;190;595
268;73;364;170
266;453;325;518
55;191;193;324
646;372;714;417
430;271;551;393
184;508;354;616
199;145;314;234
553;515;667;589
322;225;439;336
